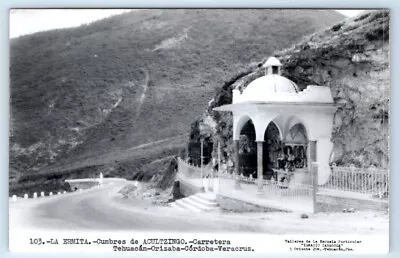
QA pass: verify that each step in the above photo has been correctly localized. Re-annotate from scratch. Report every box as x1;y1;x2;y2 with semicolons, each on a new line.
189;194;218;207
189;195;219;207
195;192;217;202
181;197;217;211
170;192;220;212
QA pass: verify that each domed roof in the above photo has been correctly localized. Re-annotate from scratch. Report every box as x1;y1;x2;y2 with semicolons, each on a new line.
242;74;300;98
221;56;335;106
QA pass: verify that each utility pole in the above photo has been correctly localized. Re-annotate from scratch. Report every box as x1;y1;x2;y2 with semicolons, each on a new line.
218;141;221;178
200;138;204;180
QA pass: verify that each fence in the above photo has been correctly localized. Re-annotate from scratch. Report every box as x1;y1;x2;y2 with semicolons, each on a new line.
177;158;215;191
10;176;107;202
10;190;69;202
213;164;318;213
176;157;389;212
320;165;389;198
177;158;204;179
216;168;314;212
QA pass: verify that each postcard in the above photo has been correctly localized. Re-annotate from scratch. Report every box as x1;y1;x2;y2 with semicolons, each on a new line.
9;8;390;253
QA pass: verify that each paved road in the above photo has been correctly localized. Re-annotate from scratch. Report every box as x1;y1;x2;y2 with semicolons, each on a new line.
9;179;268;232
9;179;389;234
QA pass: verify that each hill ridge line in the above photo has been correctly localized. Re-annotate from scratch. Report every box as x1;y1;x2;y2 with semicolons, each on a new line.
38;133;189;176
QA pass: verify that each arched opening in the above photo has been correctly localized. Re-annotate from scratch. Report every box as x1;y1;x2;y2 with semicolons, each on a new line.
263;122;282;179
238;119;257;177
236;117;309;181
284;123;308;170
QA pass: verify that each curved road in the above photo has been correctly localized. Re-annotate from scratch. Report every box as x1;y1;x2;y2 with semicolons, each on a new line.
9;179;268;232
9;179;389;234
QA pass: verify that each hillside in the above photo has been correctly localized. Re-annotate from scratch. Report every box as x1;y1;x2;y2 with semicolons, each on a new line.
9;9;344;178
199;10;389;168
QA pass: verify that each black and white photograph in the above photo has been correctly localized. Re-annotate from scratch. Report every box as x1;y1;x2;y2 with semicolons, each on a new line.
8;8;390;253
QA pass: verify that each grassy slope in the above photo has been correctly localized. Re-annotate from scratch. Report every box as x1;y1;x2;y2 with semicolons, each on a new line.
207;10;389;168
10;9;344;179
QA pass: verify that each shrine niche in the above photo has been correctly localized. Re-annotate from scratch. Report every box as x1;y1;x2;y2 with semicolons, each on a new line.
214;56;337;189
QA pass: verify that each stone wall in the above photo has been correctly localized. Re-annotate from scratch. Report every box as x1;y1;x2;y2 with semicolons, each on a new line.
177;178;204;197
216;194;289;213
68;181;99;191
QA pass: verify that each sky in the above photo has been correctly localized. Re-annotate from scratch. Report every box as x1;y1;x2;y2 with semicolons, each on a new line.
336;9;365;17
9;9;365;38
9;9;132;38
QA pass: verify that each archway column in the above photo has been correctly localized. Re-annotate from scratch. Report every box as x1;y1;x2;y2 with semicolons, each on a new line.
308;140;317;168
316;138;334;185
234;139;241;189
306;140;317;185
256;141;264;193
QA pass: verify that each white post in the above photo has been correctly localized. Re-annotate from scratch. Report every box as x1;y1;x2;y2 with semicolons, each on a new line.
49;192;53;196
312;162;319;213
200;139;204;189
218;141;221;177
233;140;241;189
33;192;37;198
214;141;221;194
57;192;61;195
63;190;67;194
12;195;17;202
99;172;104;185
257;141;264;194
24;193;28;199
40;192;45;197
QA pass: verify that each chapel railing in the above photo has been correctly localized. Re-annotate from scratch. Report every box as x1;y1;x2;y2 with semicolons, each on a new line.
319;164;389;198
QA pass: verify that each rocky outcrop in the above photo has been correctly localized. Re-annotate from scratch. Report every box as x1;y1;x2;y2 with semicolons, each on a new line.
205;10;389;168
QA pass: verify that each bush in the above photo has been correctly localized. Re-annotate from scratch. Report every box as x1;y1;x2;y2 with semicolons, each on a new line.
331;23;343;32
